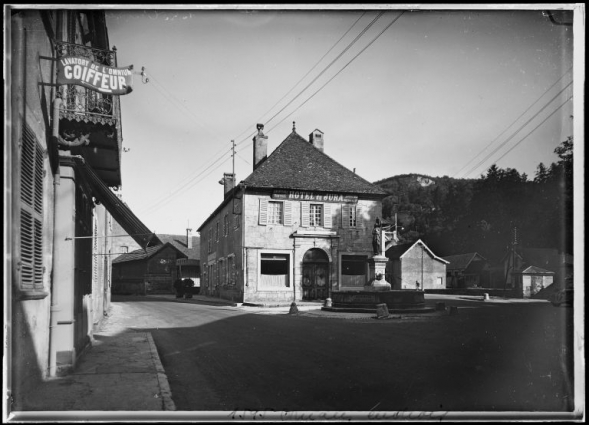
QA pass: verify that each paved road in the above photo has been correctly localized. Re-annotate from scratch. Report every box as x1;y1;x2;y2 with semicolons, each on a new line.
108;295;574;413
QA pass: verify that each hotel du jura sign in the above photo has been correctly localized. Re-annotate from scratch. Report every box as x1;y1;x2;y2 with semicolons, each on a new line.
57;56;134;95
272;190;357;203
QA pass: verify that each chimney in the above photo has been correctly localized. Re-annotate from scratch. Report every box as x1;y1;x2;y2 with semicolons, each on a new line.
253;123;268;170
219;172;235;196
186;227;193;249
309;129;324;152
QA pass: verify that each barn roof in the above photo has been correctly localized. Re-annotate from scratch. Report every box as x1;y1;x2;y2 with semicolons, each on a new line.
386;240;449;263
156;234;200;260
112;242;187;264
442;252;487;271
242;131;388;195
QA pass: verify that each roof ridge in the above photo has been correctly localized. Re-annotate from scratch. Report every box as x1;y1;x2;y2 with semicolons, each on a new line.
242;131;387;195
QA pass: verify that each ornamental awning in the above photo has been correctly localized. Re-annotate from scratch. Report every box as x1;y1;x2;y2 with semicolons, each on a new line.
74;157;161;250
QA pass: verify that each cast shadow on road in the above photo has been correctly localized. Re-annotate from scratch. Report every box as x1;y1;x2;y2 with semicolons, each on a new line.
113;295;575;416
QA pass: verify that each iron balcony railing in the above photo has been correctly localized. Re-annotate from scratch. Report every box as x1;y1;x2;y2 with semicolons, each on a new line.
55;41;121;126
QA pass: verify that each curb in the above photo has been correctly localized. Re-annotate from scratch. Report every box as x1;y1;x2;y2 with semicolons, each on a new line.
146;332;176;411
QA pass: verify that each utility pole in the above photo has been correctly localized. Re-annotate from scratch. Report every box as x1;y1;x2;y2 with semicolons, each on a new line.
503;224;518;298
231;139;235;176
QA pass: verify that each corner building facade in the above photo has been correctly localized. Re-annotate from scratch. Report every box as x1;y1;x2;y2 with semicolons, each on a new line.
198;127;388;304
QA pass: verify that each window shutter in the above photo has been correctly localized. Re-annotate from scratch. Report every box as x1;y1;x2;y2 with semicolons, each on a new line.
323;203;332;228
342;204;350;228
356;205;364;227
259;199;268;225
283;201;293;226
300;202;310;227
20;123;45;291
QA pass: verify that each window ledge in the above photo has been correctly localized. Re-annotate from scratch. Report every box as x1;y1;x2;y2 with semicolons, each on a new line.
16;289;50;301
293;230;338;238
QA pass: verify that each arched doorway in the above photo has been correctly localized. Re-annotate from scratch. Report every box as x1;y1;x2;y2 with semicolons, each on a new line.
302;248;329;300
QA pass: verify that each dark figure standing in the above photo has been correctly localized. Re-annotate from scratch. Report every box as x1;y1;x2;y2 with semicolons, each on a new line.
173;278;184;298
183;278;194;299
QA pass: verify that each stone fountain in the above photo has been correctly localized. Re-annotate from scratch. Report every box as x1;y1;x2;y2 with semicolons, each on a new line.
323;218;434;314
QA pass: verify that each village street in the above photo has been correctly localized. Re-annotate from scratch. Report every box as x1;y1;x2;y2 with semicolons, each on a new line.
98;294;574;413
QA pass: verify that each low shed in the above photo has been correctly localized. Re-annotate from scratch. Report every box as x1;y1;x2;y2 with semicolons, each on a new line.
385;240;449;290
112;242;187;294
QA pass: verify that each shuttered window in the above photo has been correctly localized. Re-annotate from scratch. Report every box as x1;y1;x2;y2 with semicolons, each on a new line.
267;201;283;224
300;202;310;227
283;201;293;226
20;123;45;291
342;204;362;228
301;202;331;228
259;199;292;226
323;204;332;228
259;199;268;225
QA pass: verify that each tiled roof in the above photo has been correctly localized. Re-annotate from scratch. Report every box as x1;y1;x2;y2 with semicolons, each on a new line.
385;243;414;259
156;234;200;260
442;253;486;271
386;240;449;263
242;131;388;196
112;242;187;264
521;265;554;274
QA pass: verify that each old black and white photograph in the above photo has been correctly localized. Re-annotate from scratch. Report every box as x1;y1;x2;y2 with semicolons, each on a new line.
3;3;584;422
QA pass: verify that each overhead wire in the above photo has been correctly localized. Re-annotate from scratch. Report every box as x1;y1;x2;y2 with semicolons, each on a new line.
452;66;573;177
486;96;573;171
235;10;386;148
138;149;232;217
232;11;405;160
230;11;367;143
136;11;400;217
266;11;406;134
147;73;223;143
461;80;573;178
129;70;236;211
135;12;379;214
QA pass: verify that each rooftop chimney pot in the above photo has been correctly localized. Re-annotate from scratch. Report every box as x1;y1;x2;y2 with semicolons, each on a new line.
253;124;268;170
309;129;324;152
222;172;235;197
186;228;193;249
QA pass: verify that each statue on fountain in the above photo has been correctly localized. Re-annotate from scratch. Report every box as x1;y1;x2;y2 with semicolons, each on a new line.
366;217;392;291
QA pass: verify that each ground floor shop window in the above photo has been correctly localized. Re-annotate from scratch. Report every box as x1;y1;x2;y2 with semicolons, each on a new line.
341;255;367;287
260;253;290;288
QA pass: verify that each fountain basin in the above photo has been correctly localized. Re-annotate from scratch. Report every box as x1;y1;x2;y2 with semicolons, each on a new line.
322;290;435;314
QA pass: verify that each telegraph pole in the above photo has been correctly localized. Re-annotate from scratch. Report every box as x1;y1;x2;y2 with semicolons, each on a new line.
231;139;235;176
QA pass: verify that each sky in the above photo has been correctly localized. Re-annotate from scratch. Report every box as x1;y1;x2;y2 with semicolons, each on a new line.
100;5;577;236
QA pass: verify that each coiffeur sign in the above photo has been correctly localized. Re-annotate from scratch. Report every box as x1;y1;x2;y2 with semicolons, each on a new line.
57;55;133;95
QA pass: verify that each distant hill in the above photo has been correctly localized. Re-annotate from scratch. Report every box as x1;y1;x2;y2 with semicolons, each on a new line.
373;165;571;264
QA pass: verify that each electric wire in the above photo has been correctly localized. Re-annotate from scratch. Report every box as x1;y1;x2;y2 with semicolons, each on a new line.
461;81;573;178
235;11;386;148
138;150;232;217
230;11;367;143
148;72;223;143
266;11;406;134
134;12;377;213
128;72;235;211
131;144;232;212
452;67;573;177
137;10;402;218
232;12;405;160
486;96;573;171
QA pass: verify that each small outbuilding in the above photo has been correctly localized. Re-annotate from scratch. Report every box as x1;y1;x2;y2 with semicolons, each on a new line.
443;252;491;288
515;266;555;298
112;242;188;294
385;240;449;290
